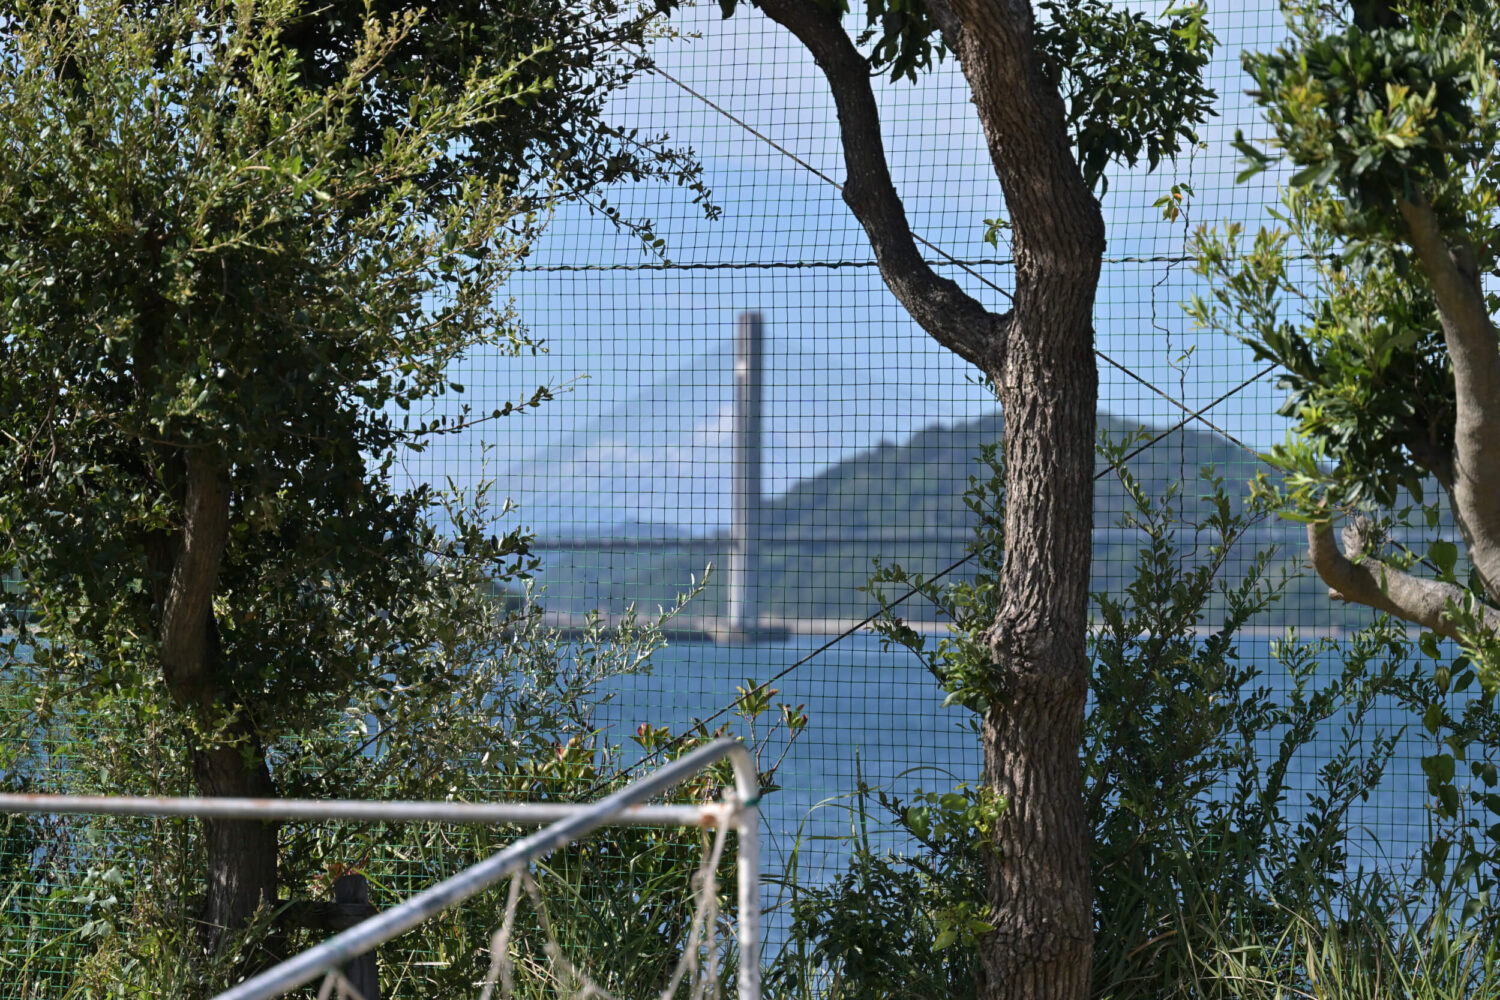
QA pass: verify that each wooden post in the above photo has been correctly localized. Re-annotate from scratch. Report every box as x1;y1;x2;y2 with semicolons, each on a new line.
727;311;763;642
333;874;381;1000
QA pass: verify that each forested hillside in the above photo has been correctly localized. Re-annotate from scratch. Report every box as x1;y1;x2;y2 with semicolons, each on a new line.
530;411;1376;631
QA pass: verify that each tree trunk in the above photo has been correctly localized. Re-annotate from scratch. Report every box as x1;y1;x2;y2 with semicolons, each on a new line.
194;727;280;943
969;20;1102;970
978;301;1097;998
748;0;1102;995
150;454;281;954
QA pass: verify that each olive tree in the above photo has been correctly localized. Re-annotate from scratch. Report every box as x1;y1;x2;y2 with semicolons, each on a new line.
1192;0;1500;660
675;0;1218;996
0;0;694;958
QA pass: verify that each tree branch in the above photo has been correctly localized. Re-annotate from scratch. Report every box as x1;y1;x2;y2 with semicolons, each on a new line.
1307;518;1500;641
753;0;1002;369
1397;193;1500;598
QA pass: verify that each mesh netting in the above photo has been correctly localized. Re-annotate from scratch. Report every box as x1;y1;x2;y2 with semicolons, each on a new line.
0;0;1469;994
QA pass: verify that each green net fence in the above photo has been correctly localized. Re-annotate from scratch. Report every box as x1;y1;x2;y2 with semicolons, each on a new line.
0;0;1477;995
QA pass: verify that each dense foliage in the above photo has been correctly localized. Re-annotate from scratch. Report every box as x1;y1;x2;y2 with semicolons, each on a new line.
1191;0;1500;646
1193;0;1500;910
277;0;716;241
0;0;708;970
0;0;530;732
772;438;1498;999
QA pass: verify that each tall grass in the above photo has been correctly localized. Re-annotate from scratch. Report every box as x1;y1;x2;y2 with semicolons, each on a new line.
1199;881;1499;1000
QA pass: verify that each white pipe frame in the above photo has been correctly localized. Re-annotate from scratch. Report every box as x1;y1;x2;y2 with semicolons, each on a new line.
0;737;762;1000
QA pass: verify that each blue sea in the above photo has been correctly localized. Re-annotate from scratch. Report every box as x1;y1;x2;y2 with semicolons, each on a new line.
593;632;1441;893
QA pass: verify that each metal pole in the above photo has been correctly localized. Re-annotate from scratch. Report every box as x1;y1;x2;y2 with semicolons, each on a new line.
727;311;763;641
204;738;759;1000
0;795;728;828
731;747;761;1000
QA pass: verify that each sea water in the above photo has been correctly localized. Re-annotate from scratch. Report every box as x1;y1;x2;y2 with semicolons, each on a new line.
593;632;1440;893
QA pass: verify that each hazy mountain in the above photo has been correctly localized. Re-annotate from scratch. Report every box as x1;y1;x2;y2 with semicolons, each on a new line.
525;408;1373;629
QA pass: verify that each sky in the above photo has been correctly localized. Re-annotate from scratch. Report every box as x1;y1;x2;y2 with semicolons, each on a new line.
402;1;1302;537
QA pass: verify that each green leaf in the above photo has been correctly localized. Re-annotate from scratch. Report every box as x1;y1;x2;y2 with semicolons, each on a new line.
1288;159;1338;189
1430;539;1458;580
1422;753;1455;784
1231;130;1275;182
1236;161;1270;184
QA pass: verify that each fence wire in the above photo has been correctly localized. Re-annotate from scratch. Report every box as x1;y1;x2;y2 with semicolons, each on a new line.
399;0;1441;970
0;0;1466;995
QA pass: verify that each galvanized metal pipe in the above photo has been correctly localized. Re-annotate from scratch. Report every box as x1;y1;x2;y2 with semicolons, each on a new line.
730;746;761;1000
0;793;730;828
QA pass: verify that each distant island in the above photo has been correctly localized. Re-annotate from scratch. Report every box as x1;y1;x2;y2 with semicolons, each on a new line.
526;411;1382;635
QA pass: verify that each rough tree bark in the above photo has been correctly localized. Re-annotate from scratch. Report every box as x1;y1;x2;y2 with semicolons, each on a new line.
752;0;1103;995
150;454;279;946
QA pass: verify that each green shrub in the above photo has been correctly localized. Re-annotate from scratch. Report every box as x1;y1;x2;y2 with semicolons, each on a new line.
771;437;1430;1000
